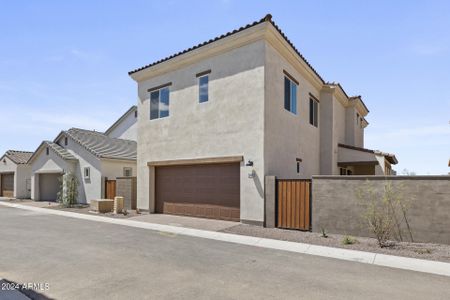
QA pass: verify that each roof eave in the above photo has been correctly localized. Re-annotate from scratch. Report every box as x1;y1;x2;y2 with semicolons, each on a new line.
104;106;137;135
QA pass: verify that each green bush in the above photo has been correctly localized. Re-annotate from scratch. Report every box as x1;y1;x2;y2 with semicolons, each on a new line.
57;172;79;207
342;235;357;245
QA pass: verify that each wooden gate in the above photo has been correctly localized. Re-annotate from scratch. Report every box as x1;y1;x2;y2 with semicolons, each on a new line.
277;179;311;230
105;180;116;200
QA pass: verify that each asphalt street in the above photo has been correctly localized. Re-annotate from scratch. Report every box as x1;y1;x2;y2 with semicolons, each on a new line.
0;206;449;300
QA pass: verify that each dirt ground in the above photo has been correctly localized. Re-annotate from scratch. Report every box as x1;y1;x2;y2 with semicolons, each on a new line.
221;224;450;263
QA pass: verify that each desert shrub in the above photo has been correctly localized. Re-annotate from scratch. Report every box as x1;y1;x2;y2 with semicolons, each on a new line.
320;227;328;238
342;235;357;245
357;180;413;248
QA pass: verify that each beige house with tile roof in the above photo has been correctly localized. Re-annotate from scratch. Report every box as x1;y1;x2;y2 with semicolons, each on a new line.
28;106;138;203
29;128;136;203
0;150;33;199
129;14;397;224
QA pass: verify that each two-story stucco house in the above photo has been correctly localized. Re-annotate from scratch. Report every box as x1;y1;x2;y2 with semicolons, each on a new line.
129;14;397;225
28;106;137;203
0;150;33;198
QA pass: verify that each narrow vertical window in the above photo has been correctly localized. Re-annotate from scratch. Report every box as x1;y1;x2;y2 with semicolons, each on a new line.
84;167;90;179
64;137;68;146
150;90;159;120
46;147;49;155
284;76;297;114
309;97;319;127
198;75;209;103
159;87;169;118
296;158;302;174
150;86;170;120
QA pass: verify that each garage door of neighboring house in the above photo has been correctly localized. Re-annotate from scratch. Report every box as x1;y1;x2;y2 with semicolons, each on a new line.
155;163;240;221
39;174;61;201
1;173;14;198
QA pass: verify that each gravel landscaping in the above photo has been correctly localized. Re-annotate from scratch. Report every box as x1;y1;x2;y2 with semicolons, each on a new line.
45;204;143;218
220;224;450;263
0;198;143;219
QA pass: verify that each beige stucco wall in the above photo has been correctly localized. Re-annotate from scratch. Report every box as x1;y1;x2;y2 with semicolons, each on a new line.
345;107;365;148
106;109;138;141
101;160;136;179
30;146;76;201
56;136;103;203
136;41;266;223
338;147;377;163
319;90;334;175
264;42;321;179
312;176;450;244
0;156;31;199
15;164;32;198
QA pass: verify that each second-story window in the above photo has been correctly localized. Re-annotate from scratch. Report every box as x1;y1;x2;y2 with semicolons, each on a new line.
284;76;297;114
150;87;170;120
198;75;209;103
309;97;319;127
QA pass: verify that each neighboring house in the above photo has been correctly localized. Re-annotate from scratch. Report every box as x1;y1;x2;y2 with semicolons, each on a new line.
28;128;136;203
128;14;397;224
105;105;138;141
337;144;397;175
0;150;33;198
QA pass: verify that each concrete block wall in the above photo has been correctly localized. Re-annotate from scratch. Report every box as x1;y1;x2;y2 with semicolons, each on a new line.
312;176;450;244
116;177;137;210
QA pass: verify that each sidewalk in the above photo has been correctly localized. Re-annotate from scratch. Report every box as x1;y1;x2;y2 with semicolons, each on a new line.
1;200;449;278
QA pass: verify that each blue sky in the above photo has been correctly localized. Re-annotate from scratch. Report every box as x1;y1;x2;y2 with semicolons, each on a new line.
1;1;449;174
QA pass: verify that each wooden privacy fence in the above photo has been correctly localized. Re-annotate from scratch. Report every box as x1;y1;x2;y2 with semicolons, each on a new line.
277;179;311;230
105;180;116;200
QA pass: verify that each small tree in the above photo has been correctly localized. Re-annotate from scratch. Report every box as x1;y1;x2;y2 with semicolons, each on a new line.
357;180;413;247
57;172;79;207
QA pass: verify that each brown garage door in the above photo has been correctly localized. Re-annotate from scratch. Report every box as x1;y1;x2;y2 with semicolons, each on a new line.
155;163;240;221
1;173;14;198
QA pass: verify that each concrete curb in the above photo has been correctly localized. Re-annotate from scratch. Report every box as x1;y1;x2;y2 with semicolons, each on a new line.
2;201;450;277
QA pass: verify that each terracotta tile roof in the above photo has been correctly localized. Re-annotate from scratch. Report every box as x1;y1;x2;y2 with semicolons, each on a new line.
1;150;33;164
65;128;136;161
44;142;78;161
128;14;325;83
27;141;78;164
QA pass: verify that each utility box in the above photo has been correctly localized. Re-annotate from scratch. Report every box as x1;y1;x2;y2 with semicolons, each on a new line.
114;196;124;214
91;199;114;213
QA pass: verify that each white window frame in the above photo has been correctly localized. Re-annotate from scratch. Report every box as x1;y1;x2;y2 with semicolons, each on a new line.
150;86;170;120
284;75;298;115
123;167;132;177
309;96;319;127
198;74;209;103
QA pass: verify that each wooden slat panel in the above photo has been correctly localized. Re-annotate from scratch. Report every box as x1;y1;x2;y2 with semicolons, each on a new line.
283;180;286;228
286;181;291;228
277;181;282;227
276;179;311;231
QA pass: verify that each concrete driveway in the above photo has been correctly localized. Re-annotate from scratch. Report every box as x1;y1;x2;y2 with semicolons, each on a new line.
0;205;449;300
